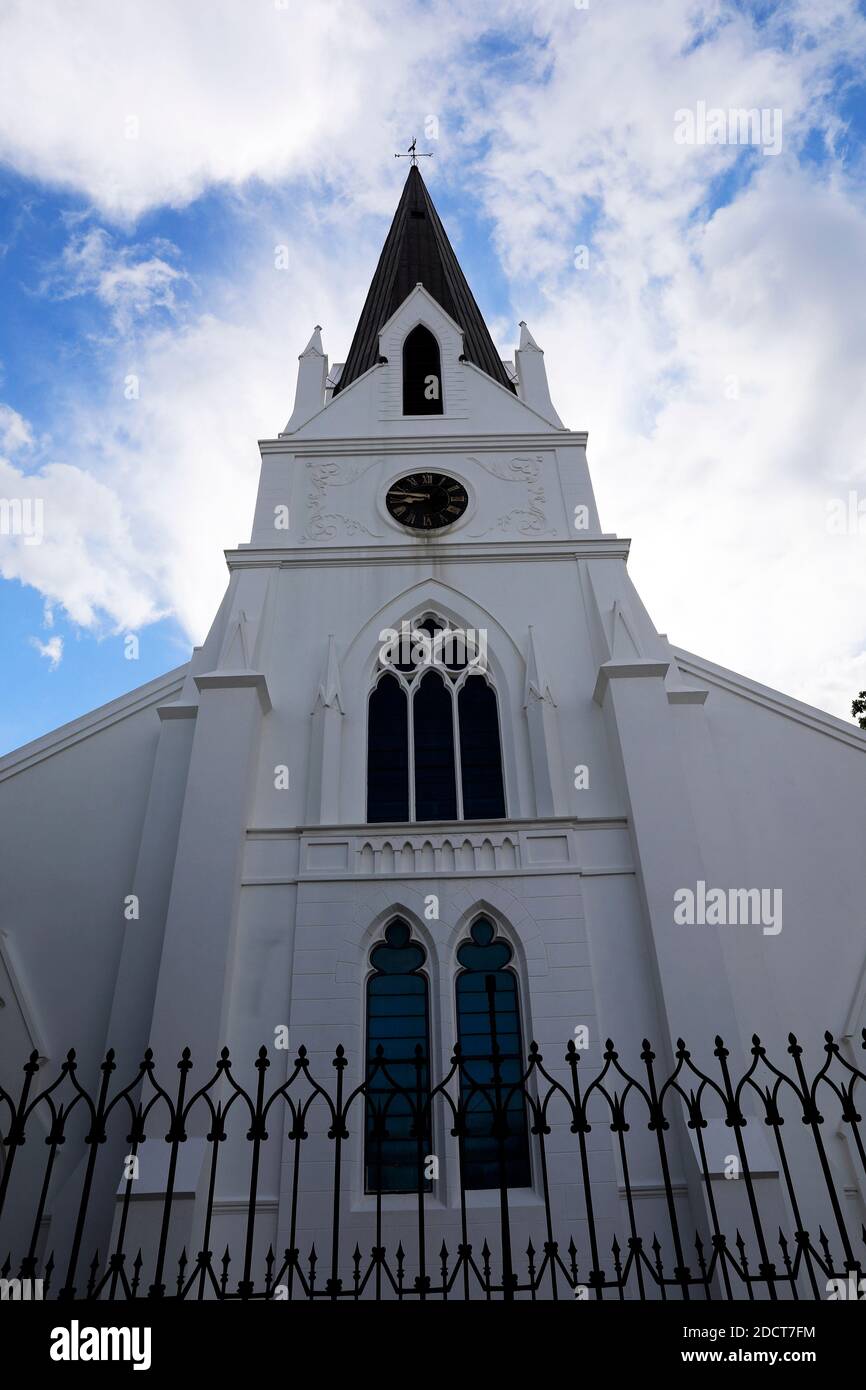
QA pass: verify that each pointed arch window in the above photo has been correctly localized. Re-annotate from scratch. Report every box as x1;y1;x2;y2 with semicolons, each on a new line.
367;673;409;823
403;324;443;415
458;677;506;820
366;614;506;823
413;672;457;820
365;921;432;1193
455;919;531;1190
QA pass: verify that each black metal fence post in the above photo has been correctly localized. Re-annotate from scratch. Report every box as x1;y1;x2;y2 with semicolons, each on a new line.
2;1029;864;1301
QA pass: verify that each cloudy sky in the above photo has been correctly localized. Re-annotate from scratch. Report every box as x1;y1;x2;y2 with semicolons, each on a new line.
0;0;865;752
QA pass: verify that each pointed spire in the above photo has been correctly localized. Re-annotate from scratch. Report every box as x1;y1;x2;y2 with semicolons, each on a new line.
515;319;564;427
284;324;329;433
518;320;542;351
335;165;515;397
300;325;324;357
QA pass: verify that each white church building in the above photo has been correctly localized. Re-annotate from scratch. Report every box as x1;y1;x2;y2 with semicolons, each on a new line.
1;166;865;1301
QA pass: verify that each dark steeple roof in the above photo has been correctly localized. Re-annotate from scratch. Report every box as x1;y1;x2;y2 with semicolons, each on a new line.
334;165;515;396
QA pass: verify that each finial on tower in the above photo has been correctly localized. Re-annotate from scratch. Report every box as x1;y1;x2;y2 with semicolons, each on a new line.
300;325;325;358
518;321;542;352
394;137;433;167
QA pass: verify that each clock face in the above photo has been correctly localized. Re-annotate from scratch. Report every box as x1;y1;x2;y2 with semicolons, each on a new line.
385;473;469;531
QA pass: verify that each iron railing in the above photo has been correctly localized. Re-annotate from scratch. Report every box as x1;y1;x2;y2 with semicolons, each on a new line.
1;1030;865;1301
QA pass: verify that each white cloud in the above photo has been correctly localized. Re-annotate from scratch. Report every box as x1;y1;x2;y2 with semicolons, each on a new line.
0;225;372;639
0;451;160;629
462;0;866;720
515;155;866;717
0;0;865;723
29;634;63;669
39;227;188;333
0;0;479;221
0;405;34;454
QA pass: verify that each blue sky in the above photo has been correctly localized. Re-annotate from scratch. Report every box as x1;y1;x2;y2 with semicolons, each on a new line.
1;0;866;752
0;143;529;749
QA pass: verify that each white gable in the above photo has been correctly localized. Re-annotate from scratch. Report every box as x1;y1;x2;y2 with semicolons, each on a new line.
376;284;468;422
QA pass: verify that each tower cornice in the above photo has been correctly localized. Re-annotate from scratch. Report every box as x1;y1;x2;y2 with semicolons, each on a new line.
225;537;630;570
258;429;588;457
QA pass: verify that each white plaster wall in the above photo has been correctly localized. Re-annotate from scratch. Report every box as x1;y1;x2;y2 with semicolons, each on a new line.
0;680;178;1082
218;867;630;1287
241;548;629;834
280;348;570;445
5;280;866;1286
251;442;600;551
673;657;866;1058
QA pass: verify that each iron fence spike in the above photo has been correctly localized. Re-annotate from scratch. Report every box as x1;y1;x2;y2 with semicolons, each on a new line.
2;1033;862;1302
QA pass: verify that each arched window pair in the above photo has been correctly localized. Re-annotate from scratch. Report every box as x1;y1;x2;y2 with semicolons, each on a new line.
403;324;443;415
365;918;531;1194
367;616;506;824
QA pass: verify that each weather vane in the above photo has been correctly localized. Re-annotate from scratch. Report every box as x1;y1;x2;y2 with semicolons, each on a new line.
395;137;433;167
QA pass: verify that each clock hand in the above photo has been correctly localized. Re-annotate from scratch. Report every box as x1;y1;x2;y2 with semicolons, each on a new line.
396;492;430;502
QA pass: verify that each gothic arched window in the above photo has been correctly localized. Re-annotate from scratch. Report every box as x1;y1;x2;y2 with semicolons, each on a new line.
455;919;531;1190
458;677;506;820
403;324;443;415
367;673;409;823
365;920;432;1193
413;671;457;820
366;615;506;824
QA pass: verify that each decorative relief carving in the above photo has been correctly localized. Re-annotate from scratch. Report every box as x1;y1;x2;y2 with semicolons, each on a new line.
466;454;553;537
304;460;384;541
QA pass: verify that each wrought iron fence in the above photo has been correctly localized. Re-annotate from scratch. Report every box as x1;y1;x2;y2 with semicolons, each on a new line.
1;1030;865;1301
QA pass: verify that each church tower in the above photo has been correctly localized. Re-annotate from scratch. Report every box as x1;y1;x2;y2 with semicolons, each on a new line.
108;162;752;1265
92;163;759;1250
134;165;745;1068
4;162;865;1300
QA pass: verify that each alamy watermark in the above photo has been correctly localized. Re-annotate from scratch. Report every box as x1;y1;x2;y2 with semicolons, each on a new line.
674;101;782;157
1;1277;43;1299
674;880;782;936
826;491;866;535
0;496;43;545
49;1320;151;1370
378;621;488;672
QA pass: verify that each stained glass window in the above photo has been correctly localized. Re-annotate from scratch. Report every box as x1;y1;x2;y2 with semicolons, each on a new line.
366;614;506;825
367;673;409;822
365;921;432;1193
413;671;458;821
455;919;531;1189
459;677;506;819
